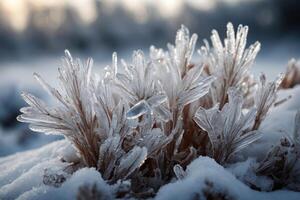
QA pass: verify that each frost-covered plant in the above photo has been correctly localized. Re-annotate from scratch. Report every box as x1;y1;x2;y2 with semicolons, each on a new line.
17;24;216;195
194;88;260;164
281;58;300;89
253;110;300;191
18;53;100;167
252;73;283;130
199;22;261;108
149;25;214;130
17;51;149;182
18;22;292;195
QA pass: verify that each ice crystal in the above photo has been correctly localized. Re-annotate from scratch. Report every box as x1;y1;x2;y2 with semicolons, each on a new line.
152;25;214;114
199;22;260;108
114;50;170;122
194;88;261;164
252;73;283;130
43;168;68;188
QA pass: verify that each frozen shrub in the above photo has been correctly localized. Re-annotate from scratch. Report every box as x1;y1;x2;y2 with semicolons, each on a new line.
17;22;297;196
17;25;213;188
185;23;263;161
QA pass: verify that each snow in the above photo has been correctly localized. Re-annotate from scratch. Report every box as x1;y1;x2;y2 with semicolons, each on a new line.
0;140;70;199
18;168;112;200
156;157;300;200
0;139;112;200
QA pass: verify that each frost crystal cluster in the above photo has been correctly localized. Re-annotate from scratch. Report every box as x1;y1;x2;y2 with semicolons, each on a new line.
18;23;300;197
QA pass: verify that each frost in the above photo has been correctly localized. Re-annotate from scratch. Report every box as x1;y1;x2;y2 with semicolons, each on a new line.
114;50;169;121
199;22;260;108
194;88;260;164
126;100;151;119
252;73;283;130
115;146;147;181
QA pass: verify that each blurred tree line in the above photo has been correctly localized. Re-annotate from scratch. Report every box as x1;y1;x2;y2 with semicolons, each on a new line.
0;0;299;58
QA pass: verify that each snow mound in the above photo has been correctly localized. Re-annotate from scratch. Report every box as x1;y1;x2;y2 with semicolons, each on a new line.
17;168;112;200
1;140;73;199
156;157;300;200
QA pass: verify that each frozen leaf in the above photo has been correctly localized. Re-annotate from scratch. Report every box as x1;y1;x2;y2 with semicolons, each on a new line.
98;136;121;179
194;88;259;164
147;94;168;107
252;73;283;130
115;146;147;180
139;128;173;156
153;105;172;122
178;76;215;107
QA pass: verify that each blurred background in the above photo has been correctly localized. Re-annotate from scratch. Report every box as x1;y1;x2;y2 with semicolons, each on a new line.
0;0;299;156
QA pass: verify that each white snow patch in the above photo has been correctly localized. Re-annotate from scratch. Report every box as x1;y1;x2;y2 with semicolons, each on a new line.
156;157;300;200
18;168;112;200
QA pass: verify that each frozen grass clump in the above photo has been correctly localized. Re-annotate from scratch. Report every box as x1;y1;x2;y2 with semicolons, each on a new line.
16;23;300;198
